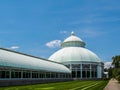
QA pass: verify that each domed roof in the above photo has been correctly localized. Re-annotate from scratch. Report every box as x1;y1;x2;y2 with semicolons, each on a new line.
61;31;86;48
63;31;83;43
49;32;102;64
49;47;101;63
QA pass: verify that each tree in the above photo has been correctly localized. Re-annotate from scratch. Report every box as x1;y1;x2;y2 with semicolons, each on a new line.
108;67;113;78
112;55;120;82
112;55;120;68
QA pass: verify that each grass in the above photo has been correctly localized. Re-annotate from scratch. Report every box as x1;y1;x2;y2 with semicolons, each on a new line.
0;80;108;90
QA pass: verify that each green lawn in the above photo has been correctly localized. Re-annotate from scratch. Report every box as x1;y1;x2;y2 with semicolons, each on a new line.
0;80;108;90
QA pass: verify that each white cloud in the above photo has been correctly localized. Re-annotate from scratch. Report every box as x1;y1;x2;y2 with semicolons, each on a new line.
60;31;68;34
9;46;20;50
46;40;62;48
104;62;112;69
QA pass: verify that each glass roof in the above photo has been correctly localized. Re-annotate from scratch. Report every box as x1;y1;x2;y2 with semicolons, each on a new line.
0;48;71;73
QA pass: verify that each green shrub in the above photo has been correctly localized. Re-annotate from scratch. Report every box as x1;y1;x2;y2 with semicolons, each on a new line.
116;75;120;83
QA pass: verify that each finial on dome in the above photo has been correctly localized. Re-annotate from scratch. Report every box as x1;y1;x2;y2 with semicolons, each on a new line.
71;31;75;36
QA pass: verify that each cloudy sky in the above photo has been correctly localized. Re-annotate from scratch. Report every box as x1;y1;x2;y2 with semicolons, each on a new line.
0;0;120;66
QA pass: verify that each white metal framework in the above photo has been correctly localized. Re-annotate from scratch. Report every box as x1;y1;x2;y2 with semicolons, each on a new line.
65;62;103;79
0;48;71;79
49;32;103;79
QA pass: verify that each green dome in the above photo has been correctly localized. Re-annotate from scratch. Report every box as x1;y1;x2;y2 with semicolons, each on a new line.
49;32;102;63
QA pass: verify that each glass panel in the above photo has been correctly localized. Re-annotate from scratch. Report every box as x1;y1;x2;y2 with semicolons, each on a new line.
82;64;90;70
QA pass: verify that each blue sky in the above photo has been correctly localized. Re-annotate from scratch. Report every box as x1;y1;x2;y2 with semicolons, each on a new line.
0;0;120;64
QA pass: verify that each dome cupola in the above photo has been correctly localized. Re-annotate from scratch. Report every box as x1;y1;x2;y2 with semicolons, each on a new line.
49;32;102;63
61;31;86;48
49;32;103;79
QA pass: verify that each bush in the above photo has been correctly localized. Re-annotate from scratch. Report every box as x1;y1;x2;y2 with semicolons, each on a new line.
116;75;120;83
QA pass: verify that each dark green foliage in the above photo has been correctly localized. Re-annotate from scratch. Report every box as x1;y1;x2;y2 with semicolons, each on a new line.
116;75;120;83
108;67;113;78
112;55;120;68
0;80;108;90
111;55;120;82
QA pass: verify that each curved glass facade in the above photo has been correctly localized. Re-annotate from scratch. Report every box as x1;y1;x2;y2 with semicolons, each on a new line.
0;48;71;79
65;63;102;79
0;48;70;73
61;41;85;48
49;32;103;79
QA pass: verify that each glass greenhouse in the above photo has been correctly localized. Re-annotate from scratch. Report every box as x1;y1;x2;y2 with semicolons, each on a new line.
49;32;103;79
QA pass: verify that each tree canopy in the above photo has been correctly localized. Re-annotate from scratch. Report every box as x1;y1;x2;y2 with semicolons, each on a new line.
112;55;120;68
111;55;120;82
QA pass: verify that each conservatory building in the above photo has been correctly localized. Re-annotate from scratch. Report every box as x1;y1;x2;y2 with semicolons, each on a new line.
0;48;71;86
49;32;103;79
0;48;71;79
